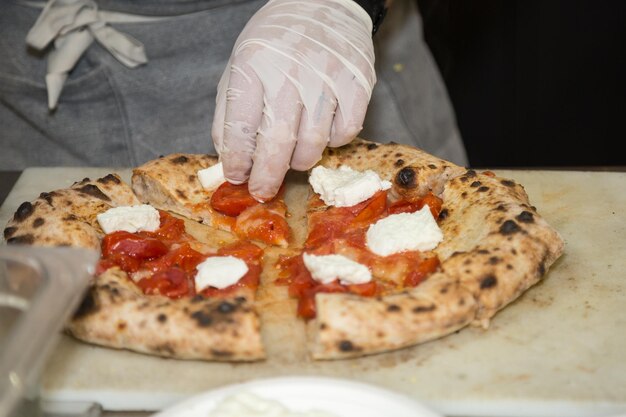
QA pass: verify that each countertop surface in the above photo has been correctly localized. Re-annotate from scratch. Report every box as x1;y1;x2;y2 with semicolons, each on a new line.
1;168;626;417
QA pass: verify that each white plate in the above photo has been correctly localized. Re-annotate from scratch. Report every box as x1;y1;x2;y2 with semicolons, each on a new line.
152;376;442;417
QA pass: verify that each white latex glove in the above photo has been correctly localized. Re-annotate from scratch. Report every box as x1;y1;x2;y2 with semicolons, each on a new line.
212;0;376;201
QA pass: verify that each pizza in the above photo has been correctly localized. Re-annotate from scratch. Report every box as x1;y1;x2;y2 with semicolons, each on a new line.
3;138;564;361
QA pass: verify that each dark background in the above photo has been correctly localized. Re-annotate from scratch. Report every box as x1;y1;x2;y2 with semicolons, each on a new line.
415;0;626;168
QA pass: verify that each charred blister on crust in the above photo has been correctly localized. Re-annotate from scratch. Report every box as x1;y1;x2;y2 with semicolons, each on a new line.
188;175;196;183
97;174;121;185
395;167;417;188
154;344;175;356
428;164;437;169
413;304;436;313
3;227;17;239
470;181;481;188
39;192;54;205
319;322;327;330
338;340;358;352
394;159;404;167
386;304;401;312
171;155;189;164
77;184;111;202
480;275;498;289
73;290;99;318
366;143;378;150
7;234;35;245
495;204;507;211
477;186;490;192
500;220;521;235
488;256;501;265
217;301;237;314
176;189;187;199
501;179;516;187
63;214;78;221
516;211;535;223
157;313;167;323
32;217;45;228
14;202;34;222
438;208;449;220
191;310;213;327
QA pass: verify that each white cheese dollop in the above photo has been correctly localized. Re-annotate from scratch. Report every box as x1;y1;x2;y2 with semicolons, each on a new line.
198;162;226;190
96;205;160;234
209;391;337;417
303;253;372;285
195;256;248;291
309;165;391;207
366;205;443;256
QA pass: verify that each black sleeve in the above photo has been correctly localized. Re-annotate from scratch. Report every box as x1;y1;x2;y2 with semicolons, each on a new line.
351;0;388;34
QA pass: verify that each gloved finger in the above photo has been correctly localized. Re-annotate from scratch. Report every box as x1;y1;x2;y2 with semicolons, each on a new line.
290;87;337;170
211;63;230;155
248;84;302;201
221;61;264;184
329;83;369;148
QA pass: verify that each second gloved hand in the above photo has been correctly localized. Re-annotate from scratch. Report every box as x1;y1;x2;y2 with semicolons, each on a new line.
212;0;376;201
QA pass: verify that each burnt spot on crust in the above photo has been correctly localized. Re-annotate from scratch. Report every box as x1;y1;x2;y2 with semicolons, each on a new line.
394;159;404;167
501;179;516;187
176;189;187;200
428;164;437;169
32;217;45;228
438;208;449;220
413;304;436;313
488;256;501;265
217;301;237;314
77;184;111;202
496;204;507;211
537;253;548;276
63;214;78;221
14;202;34;222
320;322;327;330
117;322;127;331
477;249;489;254
516;211;535;223
470;181;482;188
387;304;401;312
211;349;234;358
73;290;99;319
461;192;468;198
157;313;167;323
480;275;498;289
338;340;357;352
235;296;247;304
3;227;17;239
477;186;490;192
191;310;213;327
7;234;35;245
366;143;378;150
171;155;189;164
395;167;417;188
97;174;121;185
500;220;521;235
188;175;196;183
39;192;54;205
395;152;403;157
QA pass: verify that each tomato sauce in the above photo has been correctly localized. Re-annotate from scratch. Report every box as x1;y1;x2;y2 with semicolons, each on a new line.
277;191;443;319
97;211;262;299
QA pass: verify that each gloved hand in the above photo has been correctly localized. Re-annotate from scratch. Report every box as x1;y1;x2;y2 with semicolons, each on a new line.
212;0;376;201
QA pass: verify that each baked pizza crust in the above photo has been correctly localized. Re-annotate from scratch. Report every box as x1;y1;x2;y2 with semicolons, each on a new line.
307;139;564;359
3;173;265;361
68;267;264;361
131;153;219;225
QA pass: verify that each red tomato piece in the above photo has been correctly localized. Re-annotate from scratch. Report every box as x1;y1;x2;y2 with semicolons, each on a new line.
101;231;168;260
153;211;185;241
217;241;264;264
352;190;388;224
210;182;258;217
137;267;192;298
347;281;378;297
143;243;206;275
420;193;443;219
403;256;440;287
388;200;422;215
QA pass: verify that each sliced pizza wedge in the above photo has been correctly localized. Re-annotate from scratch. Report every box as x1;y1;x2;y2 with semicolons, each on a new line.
131;154;291;247
5;174;265;361
286;138;564;359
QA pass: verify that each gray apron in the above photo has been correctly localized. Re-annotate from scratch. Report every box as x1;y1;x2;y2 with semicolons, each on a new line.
0;0;467;169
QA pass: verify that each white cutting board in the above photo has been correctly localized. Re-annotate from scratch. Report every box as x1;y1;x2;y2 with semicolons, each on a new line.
1;168;625;417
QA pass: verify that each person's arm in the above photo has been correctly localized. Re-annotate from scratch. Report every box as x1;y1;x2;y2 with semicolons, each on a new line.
212;0;391;201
